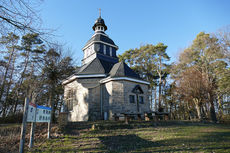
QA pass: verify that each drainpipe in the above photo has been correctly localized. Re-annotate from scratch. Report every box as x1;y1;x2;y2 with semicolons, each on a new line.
136;94;139;112
100;83;103;119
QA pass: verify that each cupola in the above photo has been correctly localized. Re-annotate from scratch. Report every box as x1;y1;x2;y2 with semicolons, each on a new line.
92;16;107;32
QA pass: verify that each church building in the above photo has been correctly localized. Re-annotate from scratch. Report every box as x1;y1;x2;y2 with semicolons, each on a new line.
62;14;150;121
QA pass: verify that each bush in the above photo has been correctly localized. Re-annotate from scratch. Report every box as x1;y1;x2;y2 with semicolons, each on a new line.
0;113;23;123
220;114;230;124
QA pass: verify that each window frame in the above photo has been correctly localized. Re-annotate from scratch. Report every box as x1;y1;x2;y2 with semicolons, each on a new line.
104;45;106;55
139;95;144;104
129;95;135;103
66;90;74;111
110;47;112;56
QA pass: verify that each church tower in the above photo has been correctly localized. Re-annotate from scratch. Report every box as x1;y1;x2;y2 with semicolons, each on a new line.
82;14;119;65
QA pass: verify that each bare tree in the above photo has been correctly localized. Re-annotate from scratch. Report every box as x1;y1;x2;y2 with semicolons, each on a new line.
0;0;43;34
176;67;211;120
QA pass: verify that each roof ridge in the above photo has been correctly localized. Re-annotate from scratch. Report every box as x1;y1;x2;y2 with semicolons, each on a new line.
97;58;106;74
114;61;123;77
77;58;106;75
77;61;91;74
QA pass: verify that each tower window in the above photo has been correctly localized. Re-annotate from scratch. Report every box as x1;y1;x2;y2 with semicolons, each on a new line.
110;47;112;56
104;45;106;54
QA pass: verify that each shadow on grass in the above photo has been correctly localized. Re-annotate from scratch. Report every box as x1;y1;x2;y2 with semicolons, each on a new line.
97;131;230;152
32;121;230;153
58;121;230;152
38;131;230;153
98;134;164;152
151;131;230;152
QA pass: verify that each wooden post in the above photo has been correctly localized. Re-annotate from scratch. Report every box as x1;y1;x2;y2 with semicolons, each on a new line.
47;122;51;139
114;113;119;121
47;91;53;139
125;114;129;124
138;114;141;121
47;106;52;139
144;113;149;121
29;122;35;148
19;96;30;153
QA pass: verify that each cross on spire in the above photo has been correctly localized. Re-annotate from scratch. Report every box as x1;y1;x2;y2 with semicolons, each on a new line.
99;8;101;17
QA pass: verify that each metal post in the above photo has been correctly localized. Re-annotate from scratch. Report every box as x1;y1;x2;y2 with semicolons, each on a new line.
29;104;37;148
19;96;30;153
47;121;51;139
100;84;103;119
136;94;140;112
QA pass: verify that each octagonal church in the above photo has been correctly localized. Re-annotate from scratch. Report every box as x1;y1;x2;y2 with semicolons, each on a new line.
62;15;150;121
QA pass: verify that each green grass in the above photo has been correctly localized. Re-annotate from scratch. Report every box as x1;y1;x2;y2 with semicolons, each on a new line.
28;121;230;153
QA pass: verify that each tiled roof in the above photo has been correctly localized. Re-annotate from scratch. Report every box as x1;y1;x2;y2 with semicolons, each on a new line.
84;33;116;48
76;58;141;80
77;57;117;75
109;61;141;79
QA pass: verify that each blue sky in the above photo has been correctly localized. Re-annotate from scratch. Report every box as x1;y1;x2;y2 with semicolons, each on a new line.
40;0;230;65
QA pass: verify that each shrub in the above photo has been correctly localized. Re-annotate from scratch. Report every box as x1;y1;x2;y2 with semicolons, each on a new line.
0;113;23;123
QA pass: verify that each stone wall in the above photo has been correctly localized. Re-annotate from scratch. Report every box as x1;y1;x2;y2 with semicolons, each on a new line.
88;85;101;120
104;80;150;119
64;78;150;121
64;80;89;121
64;78;103;121
123;81;150;114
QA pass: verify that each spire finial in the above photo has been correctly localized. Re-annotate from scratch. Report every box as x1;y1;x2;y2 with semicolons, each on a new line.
99;8;101;17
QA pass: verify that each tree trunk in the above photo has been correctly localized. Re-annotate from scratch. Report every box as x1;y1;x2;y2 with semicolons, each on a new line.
150;88;153;110
154;86;157;111
193;98;202;120
207;93;217;122
210;100;217;122
13;90;20;114
217;94;223;120
13;50;30;114
5;53;17;115
157;54;162;112
201;104;207;119
0;50;14;117
174;102;177;120
158;81;162;111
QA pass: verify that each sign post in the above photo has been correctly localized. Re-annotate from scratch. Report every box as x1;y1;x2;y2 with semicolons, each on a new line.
28;102;37;148
21;102;51;150
19;97;30;153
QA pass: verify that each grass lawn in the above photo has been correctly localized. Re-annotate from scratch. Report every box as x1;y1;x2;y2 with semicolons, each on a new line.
27;121;230;153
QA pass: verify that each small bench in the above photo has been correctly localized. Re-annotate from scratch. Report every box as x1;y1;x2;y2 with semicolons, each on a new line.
121;113;142;124
112;113;123;121
144;111;169;121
